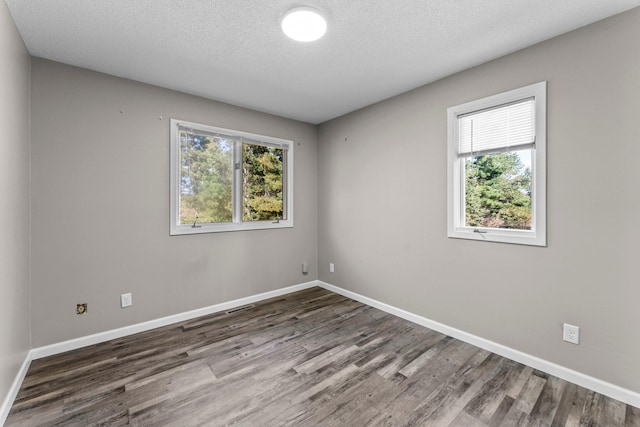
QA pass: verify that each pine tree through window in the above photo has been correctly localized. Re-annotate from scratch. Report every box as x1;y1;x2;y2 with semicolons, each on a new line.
170;120;293;235
447;82;546;246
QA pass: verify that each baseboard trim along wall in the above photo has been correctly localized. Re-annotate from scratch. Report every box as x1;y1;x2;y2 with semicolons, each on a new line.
31;280;319;360
317;281;640;409
4;279;638;423
0;352;32;426
1;281;319;425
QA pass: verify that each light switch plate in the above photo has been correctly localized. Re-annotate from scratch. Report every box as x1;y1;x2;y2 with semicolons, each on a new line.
121;293;132;308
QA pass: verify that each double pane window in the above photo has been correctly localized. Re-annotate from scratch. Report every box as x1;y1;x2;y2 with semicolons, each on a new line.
170;120;293;235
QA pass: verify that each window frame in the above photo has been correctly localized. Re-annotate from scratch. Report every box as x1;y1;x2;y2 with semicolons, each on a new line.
447;82;547;246
170;119;294;235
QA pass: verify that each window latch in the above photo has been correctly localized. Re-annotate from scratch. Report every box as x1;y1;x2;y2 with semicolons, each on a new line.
272;217;281;224
192;216;201;228
473;228;487;234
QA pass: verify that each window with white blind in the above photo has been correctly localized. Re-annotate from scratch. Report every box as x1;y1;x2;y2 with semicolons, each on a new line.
447;82;546;246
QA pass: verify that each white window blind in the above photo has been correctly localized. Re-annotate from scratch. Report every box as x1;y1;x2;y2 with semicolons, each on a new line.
458;98;535;157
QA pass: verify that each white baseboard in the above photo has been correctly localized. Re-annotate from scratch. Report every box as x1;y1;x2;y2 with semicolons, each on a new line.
317;280;640;409
2;280;316;425
0;350;32;426
31;280;319;360
6;279;638;423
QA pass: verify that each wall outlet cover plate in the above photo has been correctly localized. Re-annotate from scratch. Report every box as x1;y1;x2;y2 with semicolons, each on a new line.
563;323;579;344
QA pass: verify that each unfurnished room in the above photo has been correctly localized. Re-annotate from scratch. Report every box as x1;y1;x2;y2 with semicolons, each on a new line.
1;1;640;426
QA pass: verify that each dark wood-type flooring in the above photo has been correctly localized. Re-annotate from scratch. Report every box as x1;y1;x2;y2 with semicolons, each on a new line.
6;287;640;426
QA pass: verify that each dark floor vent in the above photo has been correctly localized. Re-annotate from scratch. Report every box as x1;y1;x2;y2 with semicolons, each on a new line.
225;304;255;314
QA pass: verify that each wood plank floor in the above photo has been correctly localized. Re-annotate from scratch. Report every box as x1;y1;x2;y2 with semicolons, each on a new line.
6;287;640;426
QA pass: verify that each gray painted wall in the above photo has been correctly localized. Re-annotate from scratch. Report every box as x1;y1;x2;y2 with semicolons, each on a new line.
6;2;640;406
318;8;640;392
0;0;31;409
30;59;318;346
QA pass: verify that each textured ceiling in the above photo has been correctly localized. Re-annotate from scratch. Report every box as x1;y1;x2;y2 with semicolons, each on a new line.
5;0;640;124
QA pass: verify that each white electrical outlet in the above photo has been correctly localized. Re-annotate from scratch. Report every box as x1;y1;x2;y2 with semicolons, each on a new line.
563;323;579;344
329;263;335;273
121;293;132;308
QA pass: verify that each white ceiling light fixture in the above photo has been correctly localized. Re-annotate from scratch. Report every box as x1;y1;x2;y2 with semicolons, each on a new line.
281;6;327;42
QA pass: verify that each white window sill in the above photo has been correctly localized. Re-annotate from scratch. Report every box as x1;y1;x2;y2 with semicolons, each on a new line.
170;219;293;236
448;226;546;247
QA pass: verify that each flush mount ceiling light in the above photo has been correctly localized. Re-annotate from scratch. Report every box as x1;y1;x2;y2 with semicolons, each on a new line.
281;6;327;42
